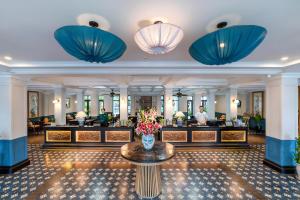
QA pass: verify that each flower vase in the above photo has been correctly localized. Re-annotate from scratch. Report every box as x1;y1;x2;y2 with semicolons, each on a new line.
142;134;155;150
78;118;85;127
177;119;183;127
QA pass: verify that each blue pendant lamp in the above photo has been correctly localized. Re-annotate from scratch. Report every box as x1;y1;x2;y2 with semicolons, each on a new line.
189;25;267;65
54;23;126;63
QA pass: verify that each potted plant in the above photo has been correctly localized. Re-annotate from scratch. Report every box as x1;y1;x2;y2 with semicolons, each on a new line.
295;137;300;177
76;111;87;126
136;108;161;150
175;111;185;127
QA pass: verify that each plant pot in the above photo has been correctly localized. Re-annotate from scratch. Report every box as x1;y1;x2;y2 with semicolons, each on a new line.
78;119;85;127
297;164;300;179
142;134;155;150
177;119;183;127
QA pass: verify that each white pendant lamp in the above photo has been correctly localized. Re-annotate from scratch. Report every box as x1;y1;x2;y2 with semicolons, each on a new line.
134;21;184;55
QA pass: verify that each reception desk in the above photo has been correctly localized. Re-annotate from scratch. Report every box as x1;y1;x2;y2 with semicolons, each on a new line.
43;125;248;148
160;126;248;147
43;126;134;148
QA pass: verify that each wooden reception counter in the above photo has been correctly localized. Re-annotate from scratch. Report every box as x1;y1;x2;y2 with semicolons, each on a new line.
43;126;134;148
43;125;248;148
160;126;248;147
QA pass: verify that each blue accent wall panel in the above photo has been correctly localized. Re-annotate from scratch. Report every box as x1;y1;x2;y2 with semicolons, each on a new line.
265;136;296;167
0;136;27;167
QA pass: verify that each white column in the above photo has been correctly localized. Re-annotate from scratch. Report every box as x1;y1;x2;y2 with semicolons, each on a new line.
104;95;112;112
54;87;66;125
226;87;238;121
0;76;28;169
265;75;298;169
76;90;84;112
90;90;99;116
120;86;128;120
193;89;206;115
156;95;162;116
130;95;135;116
164;88;173;121
207;89;217;120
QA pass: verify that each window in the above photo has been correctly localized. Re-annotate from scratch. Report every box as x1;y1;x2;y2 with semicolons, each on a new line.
201;96;208;109
112;95;120;116
173;96;179;114
187;96;193;119
128;95;131;115
84;95;91;116
99;96;104;114
160;95;164;116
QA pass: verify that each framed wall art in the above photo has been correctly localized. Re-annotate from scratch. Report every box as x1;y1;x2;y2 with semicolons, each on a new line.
28;91;39;118
252;91;264;116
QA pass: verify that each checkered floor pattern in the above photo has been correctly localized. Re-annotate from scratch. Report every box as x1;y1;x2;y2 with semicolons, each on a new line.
0;144;299;200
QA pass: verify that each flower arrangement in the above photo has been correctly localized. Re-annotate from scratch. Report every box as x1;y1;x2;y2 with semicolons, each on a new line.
76;111;87;119
175;111;185;120
295;137;300;164
135;108;161;136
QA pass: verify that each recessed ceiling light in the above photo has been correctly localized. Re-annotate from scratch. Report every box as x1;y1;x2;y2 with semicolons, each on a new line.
219;42;225;48
280;56;289;61
4;56;12;61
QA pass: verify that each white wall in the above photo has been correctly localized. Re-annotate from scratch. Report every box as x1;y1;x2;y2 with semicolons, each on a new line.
215;95;226;113
179;96;187;112
66;95;77;113
42;93;54;116
237;93;247;115
215;93;249;115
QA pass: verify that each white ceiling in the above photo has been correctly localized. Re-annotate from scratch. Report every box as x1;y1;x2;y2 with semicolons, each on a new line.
0;0;300;67
26;74;267;95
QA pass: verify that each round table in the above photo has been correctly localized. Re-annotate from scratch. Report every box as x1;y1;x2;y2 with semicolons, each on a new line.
120;142;175;198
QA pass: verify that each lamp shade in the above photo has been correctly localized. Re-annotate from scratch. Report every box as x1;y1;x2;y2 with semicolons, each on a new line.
54;25;126;63
134;23;184;54
189;25;267;65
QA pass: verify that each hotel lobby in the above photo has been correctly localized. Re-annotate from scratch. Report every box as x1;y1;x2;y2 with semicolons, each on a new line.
1;0;300;199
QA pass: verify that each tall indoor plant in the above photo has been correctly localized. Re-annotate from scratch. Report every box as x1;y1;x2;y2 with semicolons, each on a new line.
295;137;300;177
136;108;161;150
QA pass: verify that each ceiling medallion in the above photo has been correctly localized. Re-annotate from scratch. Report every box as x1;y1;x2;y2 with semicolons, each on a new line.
134;21;184;55
189;25;267;65
55;17;126;63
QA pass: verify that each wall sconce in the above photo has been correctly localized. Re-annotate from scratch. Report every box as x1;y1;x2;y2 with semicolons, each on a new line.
214;100;217;104
52;99;60;104
233;99;240;105
74;100;78;104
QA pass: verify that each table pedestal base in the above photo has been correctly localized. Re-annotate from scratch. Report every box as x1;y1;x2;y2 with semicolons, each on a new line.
135;165;161;198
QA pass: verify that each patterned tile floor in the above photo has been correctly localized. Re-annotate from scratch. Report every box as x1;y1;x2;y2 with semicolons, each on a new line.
0;144;299;200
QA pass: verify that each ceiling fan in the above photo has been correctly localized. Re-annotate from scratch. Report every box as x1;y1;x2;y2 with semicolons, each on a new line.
176;89;188;98
103;89;116;97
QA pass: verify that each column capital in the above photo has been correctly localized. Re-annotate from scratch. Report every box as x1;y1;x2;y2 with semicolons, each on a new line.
228;85;238;89
208;89;218;94
53;84;65;89
164;84;174;89
119;84;128;89
194;89;207;95
164;87;173;94
267;74;298;87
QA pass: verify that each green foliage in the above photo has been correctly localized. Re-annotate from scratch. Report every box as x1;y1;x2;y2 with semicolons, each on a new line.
295;137;300;164
254;114;262;123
